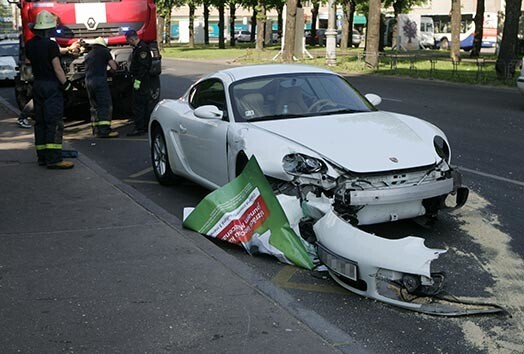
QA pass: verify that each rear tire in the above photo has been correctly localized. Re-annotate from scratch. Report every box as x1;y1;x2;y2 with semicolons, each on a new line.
151;125;178;185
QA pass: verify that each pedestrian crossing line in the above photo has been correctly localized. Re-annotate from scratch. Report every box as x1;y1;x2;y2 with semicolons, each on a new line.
128;167;154;178
272;265;348;295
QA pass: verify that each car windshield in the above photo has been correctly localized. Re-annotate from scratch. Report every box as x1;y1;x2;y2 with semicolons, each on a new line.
0;43;18;57
230;72;375;122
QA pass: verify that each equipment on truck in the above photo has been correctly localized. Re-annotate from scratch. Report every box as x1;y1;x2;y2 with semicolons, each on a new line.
9;0;161;116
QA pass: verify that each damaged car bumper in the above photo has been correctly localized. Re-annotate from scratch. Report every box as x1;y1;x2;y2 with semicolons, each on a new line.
314;209;446;312
313;209;502;316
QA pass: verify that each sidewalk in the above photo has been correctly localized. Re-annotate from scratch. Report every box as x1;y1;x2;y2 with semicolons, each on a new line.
0;103;366;353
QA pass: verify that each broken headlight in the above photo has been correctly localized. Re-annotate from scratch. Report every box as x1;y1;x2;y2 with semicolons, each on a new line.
433;136;450;163
282;153;327;175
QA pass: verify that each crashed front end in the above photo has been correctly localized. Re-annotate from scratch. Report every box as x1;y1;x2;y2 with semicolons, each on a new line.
274;152;473;314
279;152;468;226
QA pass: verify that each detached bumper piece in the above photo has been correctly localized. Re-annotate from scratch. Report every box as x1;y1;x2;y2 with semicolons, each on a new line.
314;210;505;316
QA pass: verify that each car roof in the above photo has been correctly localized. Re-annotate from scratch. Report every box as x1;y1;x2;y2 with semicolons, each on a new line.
217;64;335;82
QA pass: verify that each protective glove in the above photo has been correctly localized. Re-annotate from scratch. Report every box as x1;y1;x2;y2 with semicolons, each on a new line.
62;80;73;92
133;79;141;90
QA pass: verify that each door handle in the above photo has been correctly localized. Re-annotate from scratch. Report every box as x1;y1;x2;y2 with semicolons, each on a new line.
179;124;187;134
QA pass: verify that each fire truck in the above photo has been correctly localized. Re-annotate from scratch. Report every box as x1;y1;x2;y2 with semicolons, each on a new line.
9;0;161;115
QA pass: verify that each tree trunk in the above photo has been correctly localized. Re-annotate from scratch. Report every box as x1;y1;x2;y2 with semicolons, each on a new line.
496;0;523;78
189;4;195;48
340;2;349;50
229;3;236;46
348;0;355;47
256;2;266;51
165;9;172;45
251;7;257;42
277;4;283;42
471;0;484;57
365;0;381;68
219;3;225;49
450;0;461;61
157;16;165;50
204;1;210;45
311;1;319;40
283;0;299;62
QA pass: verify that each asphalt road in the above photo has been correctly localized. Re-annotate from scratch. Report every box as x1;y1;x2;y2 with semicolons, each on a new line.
1;59;523;354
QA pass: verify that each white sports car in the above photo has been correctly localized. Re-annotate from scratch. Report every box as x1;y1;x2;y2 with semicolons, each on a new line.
149;64;468;226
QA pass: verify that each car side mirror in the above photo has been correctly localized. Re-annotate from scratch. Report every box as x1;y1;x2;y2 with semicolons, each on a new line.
194;105;223;120
365;93;382;106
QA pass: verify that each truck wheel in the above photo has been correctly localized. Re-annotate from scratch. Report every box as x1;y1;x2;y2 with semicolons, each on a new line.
440;38;449;50
151;125;178;186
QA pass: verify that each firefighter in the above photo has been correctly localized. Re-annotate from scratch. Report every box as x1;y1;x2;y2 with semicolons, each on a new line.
125;30;151;136
25;10;74;169
84;37;118;138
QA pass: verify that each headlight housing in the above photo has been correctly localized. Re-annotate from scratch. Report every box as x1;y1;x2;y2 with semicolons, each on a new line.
282;153;327;175
433;136;450;163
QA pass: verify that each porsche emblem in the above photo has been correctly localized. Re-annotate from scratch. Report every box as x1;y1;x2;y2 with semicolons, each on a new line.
389;157;399;163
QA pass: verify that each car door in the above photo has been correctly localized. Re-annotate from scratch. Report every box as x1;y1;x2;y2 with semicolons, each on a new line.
175;78;230;187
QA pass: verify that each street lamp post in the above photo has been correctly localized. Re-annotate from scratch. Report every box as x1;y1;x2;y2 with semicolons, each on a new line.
325;0;336;66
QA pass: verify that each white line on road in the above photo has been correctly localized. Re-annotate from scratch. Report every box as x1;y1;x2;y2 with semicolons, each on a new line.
459;167;524;188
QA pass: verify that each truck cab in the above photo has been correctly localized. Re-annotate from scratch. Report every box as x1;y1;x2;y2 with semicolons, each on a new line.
9;0;161;115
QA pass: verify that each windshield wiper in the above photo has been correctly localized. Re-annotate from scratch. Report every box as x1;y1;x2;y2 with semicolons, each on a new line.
316;108;367;116
249;113;304;122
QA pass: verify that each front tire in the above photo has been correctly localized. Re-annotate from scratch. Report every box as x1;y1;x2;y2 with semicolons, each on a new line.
151;125;178;185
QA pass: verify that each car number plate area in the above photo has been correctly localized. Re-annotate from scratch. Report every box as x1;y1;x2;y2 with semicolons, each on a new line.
317;243;358;281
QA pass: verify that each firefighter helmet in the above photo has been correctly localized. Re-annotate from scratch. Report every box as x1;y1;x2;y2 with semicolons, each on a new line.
33;10;57;30
92;37;107;47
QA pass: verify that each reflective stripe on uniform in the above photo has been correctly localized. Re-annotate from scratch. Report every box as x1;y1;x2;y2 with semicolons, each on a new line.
91;121;112;126
36;143;62;150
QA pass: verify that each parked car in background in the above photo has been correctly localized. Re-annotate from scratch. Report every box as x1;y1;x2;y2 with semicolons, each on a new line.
234;30;252;42
305;29;326;46
0;39;19;82
518;56;524;95
336;29;362;48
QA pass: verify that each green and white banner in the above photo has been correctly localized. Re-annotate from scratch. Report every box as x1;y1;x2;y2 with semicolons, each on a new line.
183;157;314;270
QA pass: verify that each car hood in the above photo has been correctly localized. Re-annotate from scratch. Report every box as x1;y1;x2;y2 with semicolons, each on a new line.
251;111;438;173
0;56;16;68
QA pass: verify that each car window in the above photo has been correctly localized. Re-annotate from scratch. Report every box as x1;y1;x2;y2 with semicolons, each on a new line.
0;43;18;57
189;79;227;114
230;73;375;122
